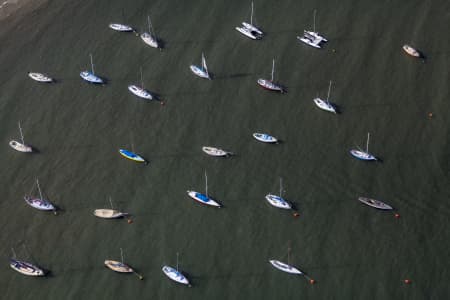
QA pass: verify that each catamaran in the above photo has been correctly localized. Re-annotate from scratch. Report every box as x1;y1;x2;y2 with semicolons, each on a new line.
253;133;278;143
80;53;104;84
265;177;292;209
119;149;147;164
202;146;232;157
235;2;264;40
10;259;45;276
24;178;55;212
402;44;420;58
109;23;134;32
313;80;336;113
190;52;210;79
257;59;285;93
128;67;154;100
9;121;33;153
358;197;393;210
297;10;328;49
350;133;377;161
140;15;159;48
28;72;53;83
162;253;191;286
187;171;221;207
94;197;128;219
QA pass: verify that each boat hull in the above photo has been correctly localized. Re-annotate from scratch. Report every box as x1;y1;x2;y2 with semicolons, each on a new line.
119;149;147;163
265;194;291;209
190;65;210;79
128;85;153;100
202;146;229;157
253;133;277;143
358;197;393;210
28;72;53;83
242;22;263;35
94;209;128;219
24;196;55;211
162;266;190;285
9;140;32;152
297;36;321;48
350;149;377;161
10;259;44;276
104;260;133;273
80;71;104;84
109;23;134;32
257;79;284;93
402;45;420;57
313;98;336;113
269;260;303;275
141;32;158;48
235;26;261;40
187;191;221;207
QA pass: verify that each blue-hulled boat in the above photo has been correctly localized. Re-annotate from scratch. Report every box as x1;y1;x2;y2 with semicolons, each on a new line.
119;149;147;164
80;54;104;84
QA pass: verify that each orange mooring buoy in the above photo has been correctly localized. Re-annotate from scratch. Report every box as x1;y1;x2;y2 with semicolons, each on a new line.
160;101;165;106
309;279;316;285
394;213;401;219
403;279;411;284
428;112;433;118
293;212;300;218
127;219;133;224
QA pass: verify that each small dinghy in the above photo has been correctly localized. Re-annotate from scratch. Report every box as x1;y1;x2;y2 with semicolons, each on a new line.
253;133;277;143
24;179;55;211
119;149;147;164
257;59;285;93
140;16;159;48
313;80;336;113
80;54;104;84
109;23;134;32
402;44;420;57
190;52;210;79
162;266;190;285
10;259;44;276
202;146;230;157
9;121;33;153
350;133;377;161
269;260;303;275
358;197;393;210
28;72;53;83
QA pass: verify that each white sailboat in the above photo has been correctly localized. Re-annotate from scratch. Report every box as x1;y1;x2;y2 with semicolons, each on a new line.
358;197;393;210
28;72;53;83
253;133;278;143
9;121;33;153
313;80;336;113
109;23;134;32
24;179;56;212
187;171;221;207
94;197;129;219
128;67;154;100
140;15;159;48
190;52;210;79
162;252;191;286
235;1;264;40
9;248;45;276
202;146;232;157
104;248;143;279
257;58;285;93
297;10;328;49
350;132;377;161
269;245;304;275
80;54;104;84
265;177;292;209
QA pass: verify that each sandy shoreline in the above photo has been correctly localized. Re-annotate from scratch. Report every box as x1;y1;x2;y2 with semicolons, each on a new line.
0;0;47;22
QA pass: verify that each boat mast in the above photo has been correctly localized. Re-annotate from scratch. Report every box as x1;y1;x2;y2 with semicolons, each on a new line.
279;177;282;197
287;241;291;264
11;248;17;259
326;80;332;103
140;67;144;89
89;53;95;75
176;252;179;271
36;178;43;200
120;248;124;264
18;121;25;145
109;196;113;209
250;1;254;25
313;9;317;33
366;132;370;153
205;170;208;196
271;59;275;81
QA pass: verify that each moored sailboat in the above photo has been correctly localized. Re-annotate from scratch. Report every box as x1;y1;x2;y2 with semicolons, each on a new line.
162;253;191;286
257;59;285;93
80;54;104;84
313;80;336;113
187;171;221;207
350;133;377;161
235;2;264;40
140;15;159;48
9;121;33;153
24;178;56;213
190;52;211;79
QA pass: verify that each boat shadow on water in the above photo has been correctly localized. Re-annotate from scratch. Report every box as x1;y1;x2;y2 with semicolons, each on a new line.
212;73;253;80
